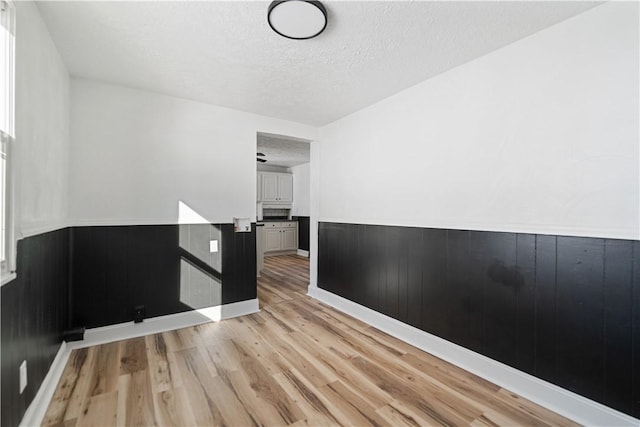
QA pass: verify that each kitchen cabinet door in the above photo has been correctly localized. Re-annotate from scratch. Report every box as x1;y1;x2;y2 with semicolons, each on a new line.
281;228;297;250
265;228;282;252
278;174;293;203
261;173;279;202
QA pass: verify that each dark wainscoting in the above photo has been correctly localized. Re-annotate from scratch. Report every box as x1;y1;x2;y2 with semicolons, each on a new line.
1;228;70;427
70;224;256;329
318;222;640;418
294;216;310;252
1;223;256;426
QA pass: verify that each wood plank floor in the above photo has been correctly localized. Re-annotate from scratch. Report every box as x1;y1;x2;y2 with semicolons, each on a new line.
43;254;579;426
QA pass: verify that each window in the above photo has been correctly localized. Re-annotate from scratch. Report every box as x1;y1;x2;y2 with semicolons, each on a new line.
1;0;14;284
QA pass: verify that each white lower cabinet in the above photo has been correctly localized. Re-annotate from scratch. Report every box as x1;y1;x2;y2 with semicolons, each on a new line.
265;228;284;252
281;228;297;250
263;221;298;254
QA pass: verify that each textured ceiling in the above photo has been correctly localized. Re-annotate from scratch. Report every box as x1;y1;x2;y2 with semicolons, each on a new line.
36;1;600;126
257;133;310;168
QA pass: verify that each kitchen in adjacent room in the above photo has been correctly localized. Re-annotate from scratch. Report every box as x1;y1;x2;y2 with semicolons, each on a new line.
255;132;311;282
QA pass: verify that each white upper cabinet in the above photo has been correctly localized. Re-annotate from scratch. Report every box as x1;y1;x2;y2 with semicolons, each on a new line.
261;173;279;202
258;172;293;204
277;174;293;203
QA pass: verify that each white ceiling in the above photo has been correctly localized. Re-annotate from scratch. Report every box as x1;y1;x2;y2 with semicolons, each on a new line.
257;133;310;168
35;1;600;126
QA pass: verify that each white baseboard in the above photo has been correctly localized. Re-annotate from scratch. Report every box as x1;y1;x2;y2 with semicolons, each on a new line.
19;342;69;427
69;298;259;350
307;286;639;427
296;249;309;257
20;299;259;427
70;218;237;227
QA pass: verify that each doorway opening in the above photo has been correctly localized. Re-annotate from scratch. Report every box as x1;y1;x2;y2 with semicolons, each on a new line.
255;132;311;299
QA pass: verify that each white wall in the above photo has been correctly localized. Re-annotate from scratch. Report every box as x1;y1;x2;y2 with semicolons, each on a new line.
14;1;70;237
318;2;639;240
69;78;317;225
290;162;310;217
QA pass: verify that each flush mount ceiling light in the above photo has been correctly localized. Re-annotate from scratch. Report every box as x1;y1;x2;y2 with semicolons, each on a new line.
268;0;327;40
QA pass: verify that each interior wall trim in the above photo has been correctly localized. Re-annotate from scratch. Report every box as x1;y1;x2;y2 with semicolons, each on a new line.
296;249;309;257
70;298;260;350
19;298;259;427
318;217;640;241
307;286;639;427
18;221;71;240
18;342;68;427
71;218;249;227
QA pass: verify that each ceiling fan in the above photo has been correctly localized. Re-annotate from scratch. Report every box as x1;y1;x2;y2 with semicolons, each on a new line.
256;152;267;163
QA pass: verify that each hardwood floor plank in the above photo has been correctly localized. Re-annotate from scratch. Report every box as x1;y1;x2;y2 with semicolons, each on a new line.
260;280;295;302
227;323;290;377
400;352;556;426
163;346;184;390
496;389;577;427
266;302;360;359
471;414;501;427
161;327;198;352
201;338;243;377
119;338;147;375
251;319;339;387
116;374;130;427
319;380;389;427
228;337;304;424
42;348;90;426
88;342;120;397
351;355;474;425
288;330;395;409
377;400;443;427
152;387;197;427
260;303;303;334
255;307;296;334
225;368;300;426
145;334;173;394
171;348;222;425
75;391;118;427
123;370;157;426
209;374;261;426
61;347;96;423
273;369;343;426
42;254;579;427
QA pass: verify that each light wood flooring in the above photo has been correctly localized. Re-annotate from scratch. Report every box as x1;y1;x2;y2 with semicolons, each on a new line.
42;255;579;426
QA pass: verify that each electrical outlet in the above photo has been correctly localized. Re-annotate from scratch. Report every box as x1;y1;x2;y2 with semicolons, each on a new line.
210;240;218;253
19;360;27;394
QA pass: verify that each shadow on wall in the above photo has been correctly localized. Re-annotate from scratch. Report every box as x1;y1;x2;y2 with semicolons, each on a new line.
178;201;223;314
69;201;256;329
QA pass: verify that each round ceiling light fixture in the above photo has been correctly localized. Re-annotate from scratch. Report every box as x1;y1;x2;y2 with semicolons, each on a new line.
268;0;327;40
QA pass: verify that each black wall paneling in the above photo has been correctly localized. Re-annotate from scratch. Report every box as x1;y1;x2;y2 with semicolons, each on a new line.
1;228;70;427
2;223;257;426
294;216;310;252
317;222;640;419
70;223;256;329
